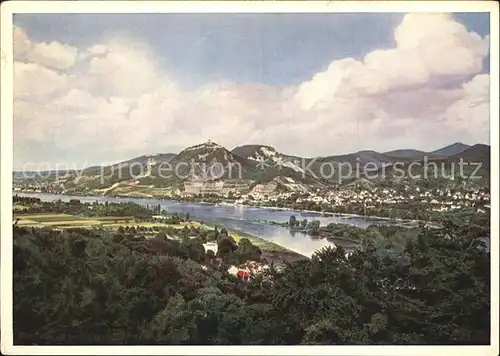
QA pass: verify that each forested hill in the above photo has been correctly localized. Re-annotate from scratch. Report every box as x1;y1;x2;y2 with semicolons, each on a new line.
13;213;490;345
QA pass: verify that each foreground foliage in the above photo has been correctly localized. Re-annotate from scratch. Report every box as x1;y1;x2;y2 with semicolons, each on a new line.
13;215;490;345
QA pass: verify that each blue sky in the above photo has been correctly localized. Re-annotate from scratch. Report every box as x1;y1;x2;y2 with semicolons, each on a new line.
14;13;490;87
13;12;491;169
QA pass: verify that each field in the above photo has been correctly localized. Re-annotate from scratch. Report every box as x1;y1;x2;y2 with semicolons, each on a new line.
13;204;29;211
13;212;298;256
14;213;136;229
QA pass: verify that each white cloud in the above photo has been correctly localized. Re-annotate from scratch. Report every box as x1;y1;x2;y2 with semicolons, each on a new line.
87;44;108;56
294;58;361;110
394;13;489;79
462;73;490;101
25;41;78;70
351;48;430;95
51;88;99;110
86;39;163;98
12;13;491;168
14;62;74;99
13;25;31;56
14;100;55;143
442;74;490;144
301;13;490;100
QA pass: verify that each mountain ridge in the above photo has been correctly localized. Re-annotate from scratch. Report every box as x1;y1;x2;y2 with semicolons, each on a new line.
14;141;481;174
13;141;490;190
429;142;470;156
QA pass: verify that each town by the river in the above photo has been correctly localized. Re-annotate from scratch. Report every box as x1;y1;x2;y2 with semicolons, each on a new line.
14;192;405;257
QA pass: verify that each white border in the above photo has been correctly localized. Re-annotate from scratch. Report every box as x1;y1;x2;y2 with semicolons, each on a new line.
1;1;499;355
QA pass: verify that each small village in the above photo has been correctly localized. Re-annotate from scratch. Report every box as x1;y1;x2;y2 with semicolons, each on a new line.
233;184;491;213
13;176;491;216
146;228;278;282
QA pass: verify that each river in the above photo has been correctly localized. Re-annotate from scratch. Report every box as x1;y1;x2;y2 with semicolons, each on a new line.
14;192;399;257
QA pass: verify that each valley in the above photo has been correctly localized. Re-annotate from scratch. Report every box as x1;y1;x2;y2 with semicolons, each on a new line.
13;141;490;198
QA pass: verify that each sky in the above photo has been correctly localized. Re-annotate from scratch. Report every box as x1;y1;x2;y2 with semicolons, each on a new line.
13;12;491;170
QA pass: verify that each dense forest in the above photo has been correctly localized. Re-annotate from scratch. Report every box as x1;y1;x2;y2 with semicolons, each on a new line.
13;195;156;218
13;213;490;345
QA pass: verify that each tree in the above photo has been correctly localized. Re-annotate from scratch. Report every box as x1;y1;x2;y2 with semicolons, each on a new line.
236;238;262;263
307;220;321;235
301;219;308;228
140;294;196;344
289;215;297;228
217;238;237;260
12;212;490;346
182;238;206;263
218;228;229;240
206;250;215;260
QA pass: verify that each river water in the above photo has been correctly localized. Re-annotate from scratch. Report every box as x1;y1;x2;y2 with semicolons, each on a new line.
14;192;397;257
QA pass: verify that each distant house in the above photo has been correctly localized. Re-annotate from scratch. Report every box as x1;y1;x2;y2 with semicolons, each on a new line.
236;270;250;281
203;242;218;255
228;265;239;276
183;181;205;195
152;215;167;221
227;265;251;281
250;180;278;196
221;180;251;196
184;180;224;196
203;181;225;195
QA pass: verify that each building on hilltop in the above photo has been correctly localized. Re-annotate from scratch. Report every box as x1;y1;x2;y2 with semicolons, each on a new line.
183;179;251;196
221;180;251;196
250;179;278;197
183;180;224;196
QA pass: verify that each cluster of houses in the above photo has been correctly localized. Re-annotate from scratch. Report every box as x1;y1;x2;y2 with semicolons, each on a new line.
182;176;309;199
14;171;491;215
228;184;491;214
13;184;65;195
320;186;491;212
183;180;251;196
200;243;272;281
227;260;271;281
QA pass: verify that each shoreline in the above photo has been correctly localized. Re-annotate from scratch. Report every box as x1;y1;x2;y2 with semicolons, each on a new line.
14;190;443;257
243;204;419;223
194;220;310;259
13;189;417;224
13;190;311;260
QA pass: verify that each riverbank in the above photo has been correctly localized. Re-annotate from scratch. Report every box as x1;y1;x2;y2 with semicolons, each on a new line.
13;211;309;262
244;204;425;224
14;189;420;225
15;191;394;258
13;192;310;261
199;221;309;260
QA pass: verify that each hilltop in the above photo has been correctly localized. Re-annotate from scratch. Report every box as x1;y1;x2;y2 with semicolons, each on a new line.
430;142;470;156
383;149;428;159
13;141;491;195
382;142;470;159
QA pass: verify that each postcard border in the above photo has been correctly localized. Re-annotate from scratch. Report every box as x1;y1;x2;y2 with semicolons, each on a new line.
1;1;499;355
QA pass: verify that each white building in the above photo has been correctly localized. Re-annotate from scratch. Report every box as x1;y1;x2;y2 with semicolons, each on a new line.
203;242;218;255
